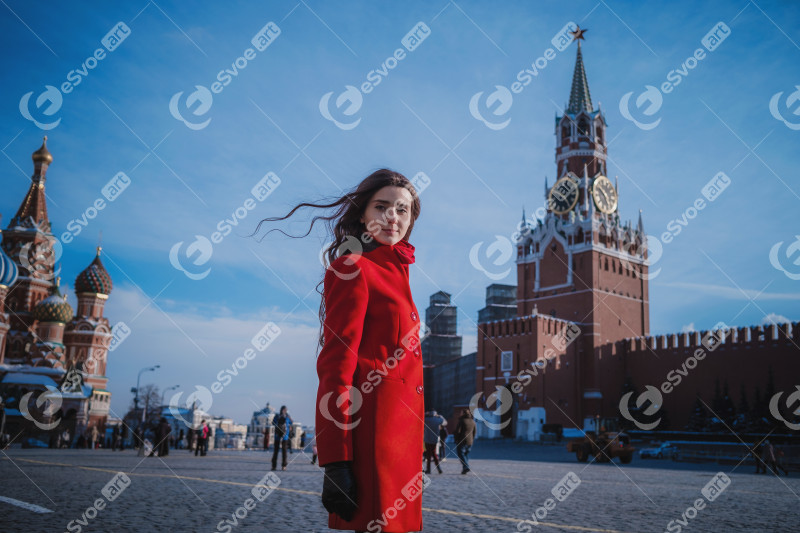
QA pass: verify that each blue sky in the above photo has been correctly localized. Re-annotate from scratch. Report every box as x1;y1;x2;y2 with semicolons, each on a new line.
1;0;799;426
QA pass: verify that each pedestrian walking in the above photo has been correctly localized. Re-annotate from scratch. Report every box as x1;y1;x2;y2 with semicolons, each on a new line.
263;426;270;452
454;409;477;474
765;440;788;475
187;427;195;453
262;170;424;531
90;425;99;449
424;411;447;475
271;406;292;471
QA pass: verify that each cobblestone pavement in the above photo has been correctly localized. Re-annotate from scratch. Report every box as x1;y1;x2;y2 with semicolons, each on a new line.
0;442;797;532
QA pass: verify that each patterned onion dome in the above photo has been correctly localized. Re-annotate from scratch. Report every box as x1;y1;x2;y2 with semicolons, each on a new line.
0;230;19;287
75;247;113;295
34;281;73;323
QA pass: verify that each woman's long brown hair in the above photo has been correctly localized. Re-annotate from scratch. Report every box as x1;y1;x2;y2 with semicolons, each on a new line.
253;169;421;349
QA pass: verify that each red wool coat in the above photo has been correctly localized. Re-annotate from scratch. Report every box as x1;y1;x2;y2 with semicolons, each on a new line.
316;239;424;533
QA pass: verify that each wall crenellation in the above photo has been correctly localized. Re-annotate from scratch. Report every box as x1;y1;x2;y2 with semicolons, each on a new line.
622;322;797;355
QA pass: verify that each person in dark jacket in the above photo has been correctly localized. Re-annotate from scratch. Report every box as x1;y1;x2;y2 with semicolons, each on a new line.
438;425;448;462
195;420;209;456
111;426;120;451
454;409;477;474
154;418;171;457
271;406;292;471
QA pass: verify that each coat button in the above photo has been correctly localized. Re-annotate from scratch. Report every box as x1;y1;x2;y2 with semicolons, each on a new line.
410;311;417;321
416;385;423;394
413;348;420;357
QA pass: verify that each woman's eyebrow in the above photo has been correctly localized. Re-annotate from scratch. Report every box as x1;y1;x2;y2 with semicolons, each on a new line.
373;198;409;207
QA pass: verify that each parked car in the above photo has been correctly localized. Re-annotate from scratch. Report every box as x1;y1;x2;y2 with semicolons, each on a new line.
640;441;677;459
23;437;48;448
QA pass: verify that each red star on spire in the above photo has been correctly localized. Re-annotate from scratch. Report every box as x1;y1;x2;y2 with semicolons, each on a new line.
570;25;588;41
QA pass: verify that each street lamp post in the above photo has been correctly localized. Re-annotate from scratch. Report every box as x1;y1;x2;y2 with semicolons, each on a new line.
160;385;180;412
133;365;159;429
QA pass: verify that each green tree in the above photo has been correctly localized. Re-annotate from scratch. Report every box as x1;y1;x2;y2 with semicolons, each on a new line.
687;396;709;432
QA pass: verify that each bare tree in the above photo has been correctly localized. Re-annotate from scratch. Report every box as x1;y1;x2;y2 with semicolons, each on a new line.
126;384;161;427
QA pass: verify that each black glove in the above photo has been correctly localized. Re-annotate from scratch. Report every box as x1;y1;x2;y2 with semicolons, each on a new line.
322;461;358;521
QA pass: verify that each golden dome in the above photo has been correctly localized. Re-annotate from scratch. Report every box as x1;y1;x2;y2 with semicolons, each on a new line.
32;136;53;164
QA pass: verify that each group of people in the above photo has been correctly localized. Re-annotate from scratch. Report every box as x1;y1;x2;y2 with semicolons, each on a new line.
423;409;477;475
753;439;789;475
108;418;212;457
186;420;212;456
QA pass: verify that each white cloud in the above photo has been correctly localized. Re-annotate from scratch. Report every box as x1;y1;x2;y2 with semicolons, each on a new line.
104;285;321;427
660;281;800;301
761;313;791;326
681;323;696;333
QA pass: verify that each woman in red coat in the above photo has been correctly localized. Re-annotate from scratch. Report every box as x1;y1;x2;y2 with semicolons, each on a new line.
260;169;424;532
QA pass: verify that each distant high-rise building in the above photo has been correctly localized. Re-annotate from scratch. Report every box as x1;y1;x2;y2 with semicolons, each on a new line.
421;291;461;366
478;284;516;323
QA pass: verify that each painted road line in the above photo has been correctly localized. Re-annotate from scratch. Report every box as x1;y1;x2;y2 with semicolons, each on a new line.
0;495;53;513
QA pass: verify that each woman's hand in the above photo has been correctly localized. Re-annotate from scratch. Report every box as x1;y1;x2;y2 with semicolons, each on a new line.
321;461;358;521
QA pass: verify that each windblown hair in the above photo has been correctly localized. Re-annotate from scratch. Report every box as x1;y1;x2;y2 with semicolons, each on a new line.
254;169;421;349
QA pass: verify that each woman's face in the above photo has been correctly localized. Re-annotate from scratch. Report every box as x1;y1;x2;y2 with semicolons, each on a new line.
360;185;413;246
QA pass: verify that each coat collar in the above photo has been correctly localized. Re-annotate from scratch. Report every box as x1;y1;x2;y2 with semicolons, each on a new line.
362;238;416;265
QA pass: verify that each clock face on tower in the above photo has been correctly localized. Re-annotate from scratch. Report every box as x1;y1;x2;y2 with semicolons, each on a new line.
592;175;618;214
548;174;579;214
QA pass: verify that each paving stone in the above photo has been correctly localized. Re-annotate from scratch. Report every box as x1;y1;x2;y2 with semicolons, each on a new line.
0;442;796;532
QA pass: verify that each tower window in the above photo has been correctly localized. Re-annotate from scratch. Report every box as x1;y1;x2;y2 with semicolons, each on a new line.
578;118;589;136
562;125;570;141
